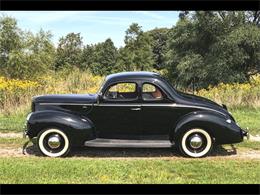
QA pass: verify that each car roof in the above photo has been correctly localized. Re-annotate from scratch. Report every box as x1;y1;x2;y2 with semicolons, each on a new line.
105;71;161;82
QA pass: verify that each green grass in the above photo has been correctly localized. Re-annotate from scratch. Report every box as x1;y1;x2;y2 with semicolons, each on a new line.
231;107;260;135
0;157;259;184
236;140;260;150
0;112;27;132
0;137;259;184
0;137;26;147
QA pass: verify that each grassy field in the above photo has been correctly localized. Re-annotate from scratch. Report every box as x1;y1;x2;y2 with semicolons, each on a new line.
0;157;259;184
0;112;27;132
230;107;260;135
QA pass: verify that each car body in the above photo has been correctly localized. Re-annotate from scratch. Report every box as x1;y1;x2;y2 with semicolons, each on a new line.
25;71;248;157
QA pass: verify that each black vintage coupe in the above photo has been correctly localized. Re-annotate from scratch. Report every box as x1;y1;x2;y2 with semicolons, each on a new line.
24;71;248;158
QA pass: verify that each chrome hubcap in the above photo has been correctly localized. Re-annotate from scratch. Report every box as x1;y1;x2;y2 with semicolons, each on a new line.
190;134;203;149
47;134;61;149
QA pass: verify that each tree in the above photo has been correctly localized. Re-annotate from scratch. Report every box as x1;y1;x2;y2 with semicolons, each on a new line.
179;11;190;20
81;44;95;70
117;23;154;71
145;28;170;70
0;16;55;79
166;11;260;90
5;30;55;79
0;16;23;77
208;25;260;83
114;47;133;72
82;38;118;75
55;33;83;70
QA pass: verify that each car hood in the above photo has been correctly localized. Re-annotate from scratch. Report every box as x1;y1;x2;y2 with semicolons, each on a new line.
33;94;98;104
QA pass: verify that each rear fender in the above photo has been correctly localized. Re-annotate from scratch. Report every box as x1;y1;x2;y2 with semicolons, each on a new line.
171;111;243;144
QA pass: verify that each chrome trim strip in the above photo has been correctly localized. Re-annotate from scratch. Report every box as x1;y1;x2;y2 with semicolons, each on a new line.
39;103;93;106
26;112;33;121
39;102;226;116
95;103;226;116
169;104;226;116
84;138;172;148
94;103;141;107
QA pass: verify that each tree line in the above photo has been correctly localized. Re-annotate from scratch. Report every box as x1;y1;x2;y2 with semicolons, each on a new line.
0;11;259;90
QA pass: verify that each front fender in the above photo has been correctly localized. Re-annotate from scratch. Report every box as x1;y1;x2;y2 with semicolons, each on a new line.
171;111;243;144
26;110;95;146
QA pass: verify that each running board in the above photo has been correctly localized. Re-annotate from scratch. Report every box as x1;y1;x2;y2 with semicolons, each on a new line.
84;139;173;148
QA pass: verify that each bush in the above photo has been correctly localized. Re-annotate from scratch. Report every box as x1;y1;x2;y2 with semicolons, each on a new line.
196;74;260;108
0;76;40;114
0;69;103;115
1;70;260;116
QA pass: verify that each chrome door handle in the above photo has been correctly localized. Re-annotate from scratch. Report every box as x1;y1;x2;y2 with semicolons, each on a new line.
130;108;141;111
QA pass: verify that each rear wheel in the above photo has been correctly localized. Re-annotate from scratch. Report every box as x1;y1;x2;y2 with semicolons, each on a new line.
178;128;213;158
37;128;70;157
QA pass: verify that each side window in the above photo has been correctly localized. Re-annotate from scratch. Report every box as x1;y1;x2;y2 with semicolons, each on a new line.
142;83;164;101
104;82;138;100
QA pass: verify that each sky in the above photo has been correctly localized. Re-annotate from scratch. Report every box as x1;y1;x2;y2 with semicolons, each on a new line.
0;11;179;48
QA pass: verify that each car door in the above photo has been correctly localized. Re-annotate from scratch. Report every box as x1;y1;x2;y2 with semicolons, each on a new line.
140;82;176;140
89;81;142;139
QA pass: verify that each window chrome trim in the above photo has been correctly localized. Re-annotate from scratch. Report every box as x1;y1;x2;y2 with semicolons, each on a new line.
142;82;164;101
102;81;138;100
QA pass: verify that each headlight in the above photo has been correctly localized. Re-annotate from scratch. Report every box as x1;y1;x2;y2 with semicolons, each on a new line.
226;119;232;124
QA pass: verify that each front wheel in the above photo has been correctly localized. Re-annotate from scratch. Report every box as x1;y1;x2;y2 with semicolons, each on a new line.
178;128;213;158
37;128;70;157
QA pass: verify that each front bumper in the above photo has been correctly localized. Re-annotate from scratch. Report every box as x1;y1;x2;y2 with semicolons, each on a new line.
23;112;32;138
241;129;249;140
23;123;28;138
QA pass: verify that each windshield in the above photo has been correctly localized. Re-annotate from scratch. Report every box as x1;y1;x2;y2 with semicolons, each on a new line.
97;77;106;95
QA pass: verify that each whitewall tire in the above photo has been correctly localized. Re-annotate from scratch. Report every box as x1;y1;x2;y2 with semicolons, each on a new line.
179;128;213;158
37;128;70;157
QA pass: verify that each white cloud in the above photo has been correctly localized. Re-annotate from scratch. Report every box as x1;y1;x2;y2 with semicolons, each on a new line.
132;11;165;20
1;11;175;27
0;11;179;48
1;11;97;24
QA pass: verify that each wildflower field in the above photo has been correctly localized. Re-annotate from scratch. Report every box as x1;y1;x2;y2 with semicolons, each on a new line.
0;71;260;135
197;74;260;108
1;72;260;114
0;69;103;115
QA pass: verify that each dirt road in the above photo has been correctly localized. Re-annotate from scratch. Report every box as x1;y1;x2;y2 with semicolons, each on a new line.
0;132;260;159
